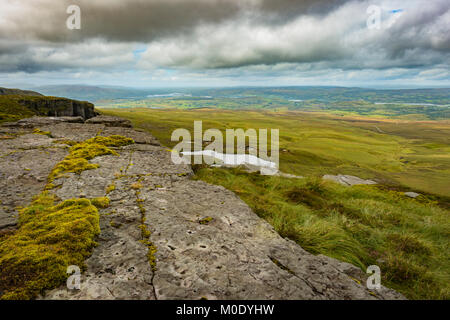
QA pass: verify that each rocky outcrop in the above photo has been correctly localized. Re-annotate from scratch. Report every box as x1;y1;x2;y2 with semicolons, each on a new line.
17;97;97;119
0;116;404;300
0;87;98;121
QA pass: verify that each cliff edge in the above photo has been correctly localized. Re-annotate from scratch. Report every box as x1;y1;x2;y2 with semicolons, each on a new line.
0;87;97;123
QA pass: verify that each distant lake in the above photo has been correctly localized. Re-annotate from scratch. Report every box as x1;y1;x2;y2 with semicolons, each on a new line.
375;102;450;107
147;93;192;98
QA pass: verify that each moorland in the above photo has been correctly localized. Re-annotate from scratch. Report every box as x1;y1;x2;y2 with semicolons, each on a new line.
99;88;450;299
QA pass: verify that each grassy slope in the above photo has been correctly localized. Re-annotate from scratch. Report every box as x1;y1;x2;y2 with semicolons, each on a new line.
101;107;450;299
195;169;449;299
0;95;36;123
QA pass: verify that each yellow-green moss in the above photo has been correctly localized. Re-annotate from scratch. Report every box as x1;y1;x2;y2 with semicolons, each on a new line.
110;220;121;229
48;135;134;182
0;192;100;300
44;183;57;190
0;135;135;299
84;135;134;147
139;224;151;238
68;143;118;160
90;197;110;209
32;128;52;137
139;226;157;272
199;216;214;225
138;202;146;214
106;183;116;194
146;241;158;272
49;158;99;181
136;190;157;272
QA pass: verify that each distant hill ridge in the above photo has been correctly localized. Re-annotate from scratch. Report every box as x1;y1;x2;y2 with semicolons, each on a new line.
0;87;43;97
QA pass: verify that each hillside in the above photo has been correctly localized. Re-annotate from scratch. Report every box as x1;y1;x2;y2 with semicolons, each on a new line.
33;85;152;102
0;87;42;97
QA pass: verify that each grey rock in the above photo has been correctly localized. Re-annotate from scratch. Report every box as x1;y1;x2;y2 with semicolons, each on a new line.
0;135;68;229
323;174;377;186
1;116;85;128
404;192;421;198
86;116;132;128
41;123;105;142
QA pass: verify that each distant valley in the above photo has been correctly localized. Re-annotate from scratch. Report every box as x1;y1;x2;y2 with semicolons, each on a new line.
31;85;450;120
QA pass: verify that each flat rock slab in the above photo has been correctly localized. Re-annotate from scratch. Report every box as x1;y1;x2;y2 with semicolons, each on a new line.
0;135;68;229
86;115;132;128
2;116;84;128
1;116;404;300
140;177;402;300
323;174;377;186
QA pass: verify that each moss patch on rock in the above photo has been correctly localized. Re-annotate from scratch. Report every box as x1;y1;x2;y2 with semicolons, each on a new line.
48;135;134;182
135;184;157;272
106;182;116;194
0;135;134;299
32;128;52;137
0;192;100;300
90;197;110;209
199;216;214;225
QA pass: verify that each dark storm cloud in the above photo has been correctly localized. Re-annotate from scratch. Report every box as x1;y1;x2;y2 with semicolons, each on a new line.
0;0;449;78
256;0;348;22
0;0;244;43
135;0;450;70
0;0;351;43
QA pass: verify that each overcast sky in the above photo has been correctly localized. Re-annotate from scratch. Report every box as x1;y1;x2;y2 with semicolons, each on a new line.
0;0;449;88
